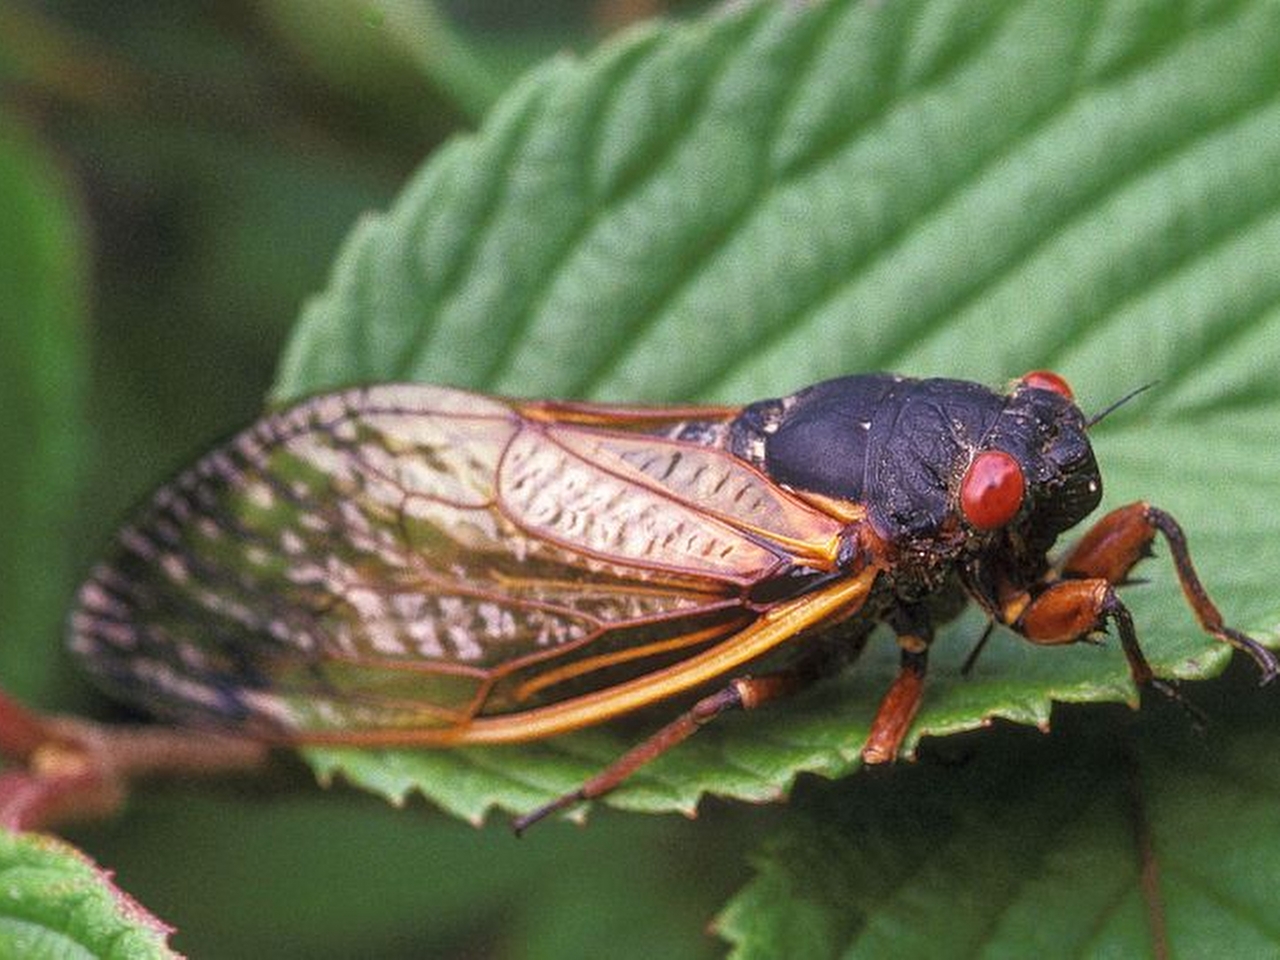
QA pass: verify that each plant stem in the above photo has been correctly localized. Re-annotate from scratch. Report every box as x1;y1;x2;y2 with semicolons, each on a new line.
0;688;269;831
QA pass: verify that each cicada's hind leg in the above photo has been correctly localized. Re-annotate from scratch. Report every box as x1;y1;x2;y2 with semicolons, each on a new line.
1011;501;1276;697
512;637;866;835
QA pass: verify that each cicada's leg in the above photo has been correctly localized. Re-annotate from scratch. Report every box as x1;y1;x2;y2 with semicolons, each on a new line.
1061;502;1276;680
1013;577;1176;699
512;639;862;835
859;605;935;764
1011;501;1276;695
860;647;928;764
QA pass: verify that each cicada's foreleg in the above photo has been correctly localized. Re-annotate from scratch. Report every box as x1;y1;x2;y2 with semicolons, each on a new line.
512;640;860;835
1061;502;1277;681
1009;501;1276;699
1012;577;1177;701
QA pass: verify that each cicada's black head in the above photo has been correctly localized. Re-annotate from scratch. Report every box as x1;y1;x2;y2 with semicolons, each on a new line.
960;372;1103;573
739;369;1103;586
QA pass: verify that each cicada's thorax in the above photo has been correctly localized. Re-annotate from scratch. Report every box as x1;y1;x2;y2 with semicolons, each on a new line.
694;374;1106;613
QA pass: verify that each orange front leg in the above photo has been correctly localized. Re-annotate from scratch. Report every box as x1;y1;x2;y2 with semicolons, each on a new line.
1061;502;1276;680
1014;576;1162;693
1059;501;1156;584
1010;501;1276;694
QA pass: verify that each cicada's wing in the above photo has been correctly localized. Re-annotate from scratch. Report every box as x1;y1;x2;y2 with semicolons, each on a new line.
70;385;868;742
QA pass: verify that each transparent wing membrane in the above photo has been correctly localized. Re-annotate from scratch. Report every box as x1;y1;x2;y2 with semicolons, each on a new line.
71;385;858;738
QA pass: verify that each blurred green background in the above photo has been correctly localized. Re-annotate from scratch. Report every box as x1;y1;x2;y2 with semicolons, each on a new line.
2;2;746;957
2;0;674;615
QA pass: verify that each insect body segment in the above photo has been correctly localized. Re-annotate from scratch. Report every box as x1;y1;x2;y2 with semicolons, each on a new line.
69;373;1276;826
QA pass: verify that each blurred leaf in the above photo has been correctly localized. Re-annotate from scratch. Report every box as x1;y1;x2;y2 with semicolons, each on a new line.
72;117;400;548
359;0;510;119
0;5;140;106
278;0;1280;824
0;829;176;959
0;111;87;704
255;0;506;125
715;678;1280;958
70;788;731;959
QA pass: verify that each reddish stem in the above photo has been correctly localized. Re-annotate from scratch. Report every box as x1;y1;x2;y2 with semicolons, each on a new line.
0;691;62;762
0;689;269;832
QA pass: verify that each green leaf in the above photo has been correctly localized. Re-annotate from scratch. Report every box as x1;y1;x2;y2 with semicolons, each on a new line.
0;829;177;959
279;0;1280;823
715;682;1280;958
0;111;87;704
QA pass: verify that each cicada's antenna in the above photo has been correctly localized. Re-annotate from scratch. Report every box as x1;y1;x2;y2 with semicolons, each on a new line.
1085;381;1158;429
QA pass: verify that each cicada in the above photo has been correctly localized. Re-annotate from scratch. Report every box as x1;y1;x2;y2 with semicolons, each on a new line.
69;371;1277;828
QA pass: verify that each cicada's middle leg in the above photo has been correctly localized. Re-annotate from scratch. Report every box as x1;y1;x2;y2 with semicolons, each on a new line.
861;605;936;764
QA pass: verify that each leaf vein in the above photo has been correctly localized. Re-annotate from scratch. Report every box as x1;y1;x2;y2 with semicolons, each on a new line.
1161;859;1280;939
482;13;764;393
576;1;1027;397
401;76;563;380
697;9;1275;393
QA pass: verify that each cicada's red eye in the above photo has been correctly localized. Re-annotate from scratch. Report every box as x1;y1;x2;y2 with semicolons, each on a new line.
1019;370;1074;400
960;450;1025;530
